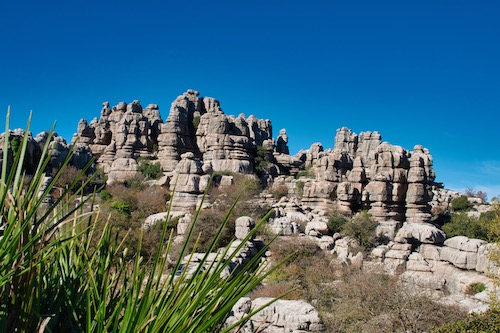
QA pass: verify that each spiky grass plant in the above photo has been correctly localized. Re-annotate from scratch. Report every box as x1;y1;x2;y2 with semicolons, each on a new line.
0;111;285;332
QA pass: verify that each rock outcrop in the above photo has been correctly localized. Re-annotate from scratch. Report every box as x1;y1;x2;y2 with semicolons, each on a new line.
300;128;437;239
72;90;277;192
229;297;325;332
46;89;445;226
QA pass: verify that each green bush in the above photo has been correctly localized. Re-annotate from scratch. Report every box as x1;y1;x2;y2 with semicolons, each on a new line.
125;173;146;190
137;158;163;179
110;200;131;216
432;309;500;333
192;115;201;130
296;164;315;179
254;145;270;173
295;181;304;197
442;212;489;241
465;282;486;295
98;189;112;201
451;195;473;211
342;211;379;252
327;213;348;235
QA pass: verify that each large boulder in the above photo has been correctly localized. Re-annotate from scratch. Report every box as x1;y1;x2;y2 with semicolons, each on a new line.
229;297;325;332
394;222;445;245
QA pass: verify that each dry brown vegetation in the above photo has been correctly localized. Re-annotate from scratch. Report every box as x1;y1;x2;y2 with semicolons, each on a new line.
189;173;270;252
93;183;171;259
251;236;467;333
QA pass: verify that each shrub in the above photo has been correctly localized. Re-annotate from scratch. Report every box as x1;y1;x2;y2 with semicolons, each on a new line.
110;200;131;216
442;212;489;241
136;185;168;216
270;184;289;199
451;195;473;211
137;157;163;179
327;213;348;235
125;173;146;190
327;268;466;333
98;189;112;201
263;236;335;302
87;167;107;190
342;211;379;252
296;164;315;179
295;180;304;197
53;164;88;193
465;282;486;295
262;236;466;333
254;145;270;173
192;115;201;130
431;309;500;333
465;187;488;203
190;207;235;253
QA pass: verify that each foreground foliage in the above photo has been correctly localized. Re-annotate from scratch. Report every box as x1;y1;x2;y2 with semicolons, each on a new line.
0;112;281;332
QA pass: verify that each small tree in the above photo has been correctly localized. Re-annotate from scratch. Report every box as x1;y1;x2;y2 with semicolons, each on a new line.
327;213;348;235
451;195;473;211
442;212;489;241
137;157;163;179
342;211;379;252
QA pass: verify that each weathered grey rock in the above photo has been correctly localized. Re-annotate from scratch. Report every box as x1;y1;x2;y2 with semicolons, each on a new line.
384;243;412;273
229;297;325;333
333;236;360;262
394;222;445;245
371;244;390;261
177;213;193;236
431;261;492;295
73;97;163;181
157;90;199;172
306;235;336;251
401;271;446;290
108;157;138;184
0;130;41;175
196;111;259;174
334;127;358;156
405;145;434;223
276;128;289;154
305;221;329;236
476;243;500;274
419;244;442;263
71;143;93;169
444;236;487;253
356;131;382;175
235;216;256;240
406;252;432;272
440;246;478;270
169;152;209;211
143;212;169;229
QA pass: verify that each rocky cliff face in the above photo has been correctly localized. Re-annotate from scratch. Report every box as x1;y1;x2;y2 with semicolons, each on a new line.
300;127;436;238
6;88;441;222
73;90;277;186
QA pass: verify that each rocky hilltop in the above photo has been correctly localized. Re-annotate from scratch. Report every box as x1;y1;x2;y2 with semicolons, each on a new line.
67;89;444;231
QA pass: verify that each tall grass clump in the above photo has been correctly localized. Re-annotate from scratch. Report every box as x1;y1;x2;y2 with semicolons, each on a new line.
0;110;284;332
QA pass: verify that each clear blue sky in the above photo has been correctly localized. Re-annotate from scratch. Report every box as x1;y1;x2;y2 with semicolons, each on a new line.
1;0;499;198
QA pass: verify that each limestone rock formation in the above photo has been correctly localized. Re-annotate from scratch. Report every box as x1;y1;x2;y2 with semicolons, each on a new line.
72;99;162;183
67;89;446;233
229;297;325;332
299;130;436;238
169;152;210;212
